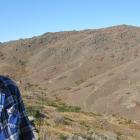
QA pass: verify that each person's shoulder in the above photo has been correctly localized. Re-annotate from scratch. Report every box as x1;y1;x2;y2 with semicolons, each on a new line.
0;75;10;80
0;75;17;87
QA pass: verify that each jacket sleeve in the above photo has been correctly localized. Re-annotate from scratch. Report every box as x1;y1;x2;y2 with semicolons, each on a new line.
14;85;35;140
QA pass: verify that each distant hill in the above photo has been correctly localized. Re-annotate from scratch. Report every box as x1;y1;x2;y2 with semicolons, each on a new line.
1;25;140;120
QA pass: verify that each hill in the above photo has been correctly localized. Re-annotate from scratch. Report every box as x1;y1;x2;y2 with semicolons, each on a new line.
1;25;140;139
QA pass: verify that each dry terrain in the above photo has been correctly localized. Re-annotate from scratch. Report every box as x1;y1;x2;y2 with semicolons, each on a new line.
1;25;140;139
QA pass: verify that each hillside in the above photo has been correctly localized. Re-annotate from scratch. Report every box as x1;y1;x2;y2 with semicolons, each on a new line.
1;25;140;139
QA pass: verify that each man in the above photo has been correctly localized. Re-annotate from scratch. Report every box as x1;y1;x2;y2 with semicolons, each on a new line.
0;75;35;140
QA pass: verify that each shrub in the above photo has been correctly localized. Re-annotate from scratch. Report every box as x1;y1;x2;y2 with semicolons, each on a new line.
47;100;81;112
26;105;42;119
59;134;67;140
57;104;81;112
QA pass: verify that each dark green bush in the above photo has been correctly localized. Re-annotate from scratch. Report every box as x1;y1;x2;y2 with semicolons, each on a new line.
26;106;42;119
59;134;67;140
46;100;81;112
57;104;81;112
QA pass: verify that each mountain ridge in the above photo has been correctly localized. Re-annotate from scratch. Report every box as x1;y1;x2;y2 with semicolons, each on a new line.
1;24;139;43
1;25;140;121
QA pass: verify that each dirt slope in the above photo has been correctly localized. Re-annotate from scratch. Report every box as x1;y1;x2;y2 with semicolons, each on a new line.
1;25;140;120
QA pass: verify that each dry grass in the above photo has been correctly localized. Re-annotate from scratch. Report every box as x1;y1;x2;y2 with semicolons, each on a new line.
22;91;140;140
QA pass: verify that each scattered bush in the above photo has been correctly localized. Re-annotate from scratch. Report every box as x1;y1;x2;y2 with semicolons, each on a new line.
26;105;42;119
75;79;85;85
47;100;81;112
57;104;81;112
59;134;67;140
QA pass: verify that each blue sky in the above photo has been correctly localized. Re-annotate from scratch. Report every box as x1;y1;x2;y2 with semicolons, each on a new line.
0;0;140;42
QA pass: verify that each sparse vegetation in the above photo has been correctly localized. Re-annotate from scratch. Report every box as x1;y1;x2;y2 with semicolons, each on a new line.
75;79;85;85
24;93;140;140
47;100;81;112
2;25;140;139
59;134;67;140
26;105;43;119
57;104;81;112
